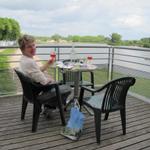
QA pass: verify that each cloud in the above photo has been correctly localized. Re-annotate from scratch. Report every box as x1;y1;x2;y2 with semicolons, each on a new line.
114;15;144;28
0;0;150;39
0;0;68;11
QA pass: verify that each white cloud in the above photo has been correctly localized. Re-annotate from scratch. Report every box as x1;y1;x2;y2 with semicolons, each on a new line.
0;0;150;39
114;15;144;28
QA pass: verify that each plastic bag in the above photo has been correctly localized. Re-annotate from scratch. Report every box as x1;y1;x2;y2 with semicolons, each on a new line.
61;99;85;141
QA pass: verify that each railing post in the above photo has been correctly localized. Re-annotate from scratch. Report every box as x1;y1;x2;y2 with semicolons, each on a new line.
107;47;111;81
108;47;114;81
55;47;59;81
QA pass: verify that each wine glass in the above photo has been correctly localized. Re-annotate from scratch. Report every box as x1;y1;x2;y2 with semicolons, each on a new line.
87;56;93;65
49;51;56;66
50;51;56;61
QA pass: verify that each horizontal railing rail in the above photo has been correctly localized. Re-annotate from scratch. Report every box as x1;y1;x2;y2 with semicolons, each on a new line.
0;44;150;101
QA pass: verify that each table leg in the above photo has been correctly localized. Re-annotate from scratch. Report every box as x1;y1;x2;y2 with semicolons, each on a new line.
73;71;80;99
64;71;80;109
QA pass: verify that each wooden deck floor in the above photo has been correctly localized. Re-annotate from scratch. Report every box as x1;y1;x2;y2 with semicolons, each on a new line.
0;95;150;150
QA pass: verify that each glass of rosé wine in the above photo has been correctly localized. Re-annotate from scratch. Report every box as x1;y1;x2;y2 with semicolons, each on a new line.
87;56;93;65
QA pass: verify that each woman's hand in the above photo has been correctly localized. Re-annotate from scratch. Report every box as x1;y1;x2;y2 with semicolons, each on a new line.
48;57;55;64
47;77;55;83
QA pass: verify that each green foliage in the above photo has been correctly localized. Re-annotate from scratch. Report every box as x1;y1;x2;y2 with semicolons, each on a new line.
141;37;150;43
72;35;81;42
110;33;122;45
140;37;150;48
51;34;62;42
143;43;150;48
0;49;10;69
0;49;17;95
0;17;21;41
34;33;150;48
66;35;107;43
0;49;16;69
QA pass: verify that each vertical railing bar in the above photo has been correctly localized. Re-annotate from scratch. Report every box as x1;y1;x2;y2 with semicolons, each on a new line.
111;47;114;80
108;46;114;81
56;47;60;81
107;47;111;81
108;47;112;81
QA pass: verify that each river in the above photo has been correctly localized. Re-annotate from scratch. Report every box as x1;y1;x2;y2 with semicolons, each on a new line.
36;44;150;74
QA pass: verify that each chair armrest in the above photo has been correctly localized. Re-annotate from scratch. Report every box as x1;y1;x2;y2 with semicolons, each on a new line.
81;84;108;93
81;86;97;93
32;81;60;91
90;71;94;87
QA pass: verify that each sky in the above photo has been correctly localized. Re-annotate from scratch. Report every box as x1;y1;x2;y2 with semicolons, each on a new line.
0;0;150;40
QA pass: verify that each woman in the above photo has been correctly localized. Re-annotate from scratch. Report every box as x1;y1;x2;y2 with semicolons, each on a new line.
18;34;71;118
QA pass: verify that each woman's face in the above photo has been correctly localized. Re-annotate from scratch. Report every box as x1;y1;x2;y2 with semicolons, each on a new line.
23;42;36;57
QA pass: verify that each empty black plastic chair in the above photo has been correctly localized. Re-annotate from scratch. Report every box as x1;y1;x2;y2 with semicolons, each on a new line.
61;59;94;88
79;77;136;143
14;69;66;132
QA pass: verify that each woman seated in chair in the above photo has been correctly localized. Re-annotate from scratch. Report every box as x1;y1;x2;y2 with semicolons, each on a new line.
18;34;71;117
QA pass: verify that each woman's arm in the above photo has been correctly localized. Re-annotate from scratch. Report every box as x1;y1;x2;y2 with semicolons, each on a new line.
40;58;55;72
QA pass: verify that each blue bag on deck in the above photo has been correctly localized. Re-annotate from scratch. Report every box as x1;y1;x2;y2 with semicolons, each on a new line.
67;106;84;130
60;99;85;141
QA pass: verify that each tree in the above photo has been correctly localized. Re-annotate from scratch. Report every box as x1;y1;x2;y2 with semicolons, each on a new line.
72;35;80;42
110;33;122;45
51;34;62;42
9;18;21;40
140;37;150;48
0;17;21;41
0;18;5;40
2;18;12;40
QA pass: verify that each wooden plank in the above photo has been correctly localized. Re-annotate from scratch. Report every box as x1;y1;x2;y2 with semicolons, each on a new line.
0;101;149;127
121;139;150;150
69;124;150;150
0;113;149;147
140;146;150;150
95;133;150;150
0;95;149;150
1;114;150;149
0;108;149;140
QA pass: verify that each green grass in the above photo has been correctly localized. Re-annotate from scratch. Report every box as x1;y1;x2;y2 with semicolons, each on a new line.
0;49;17;95
58;67;150;98
82;68;108;85
0;53;149;99
91;69;150;98
113;73;150;98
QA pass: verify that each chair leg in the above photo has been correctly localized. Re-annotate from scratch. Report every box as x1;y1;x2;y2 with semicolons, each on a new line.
91;84;94;96
94;109;101;144
120;109;126;135
55;86;66;126
21;97;28;120
32;103;41;132
104;112;109;120
58;101;66;126
91;72;94;96
79;87;84;111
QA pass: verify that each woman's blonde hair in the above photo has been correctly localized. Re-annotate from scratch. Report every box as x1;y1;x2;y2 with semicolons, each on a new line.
18;34;35;51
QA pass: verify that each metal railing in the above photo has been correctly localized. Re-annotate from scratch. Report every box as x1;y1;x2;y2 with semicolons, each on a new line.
0;44;150;102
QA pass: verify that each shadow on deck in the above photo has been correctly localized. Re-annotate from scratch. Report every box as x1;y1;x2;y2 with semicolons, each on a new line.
0;95;150;150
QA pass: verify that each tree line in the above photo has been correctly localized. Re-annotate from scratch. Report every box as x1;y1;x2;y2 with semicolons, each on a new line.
0;17;20;41
36;33;150;48
0;17;149;48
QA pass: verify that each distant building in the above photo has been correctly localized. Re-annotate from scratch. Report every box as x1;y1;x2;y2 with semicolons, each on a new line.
0;41;16;46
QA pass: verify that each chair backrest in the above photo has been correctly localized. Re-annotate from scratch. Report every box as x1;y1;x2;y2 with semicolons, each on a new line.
101;77;136;112
14;69;37;103
62;59;82;84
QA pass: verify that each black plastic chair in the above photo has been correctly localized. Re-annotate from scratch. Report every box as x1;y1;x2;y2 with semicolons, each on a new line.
79;77;136;143
14;69;65;132
61;59;94;89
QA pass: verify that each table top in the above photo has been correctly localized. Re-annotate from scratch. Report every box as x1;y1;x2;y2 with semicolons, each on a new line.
56;61;97;72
